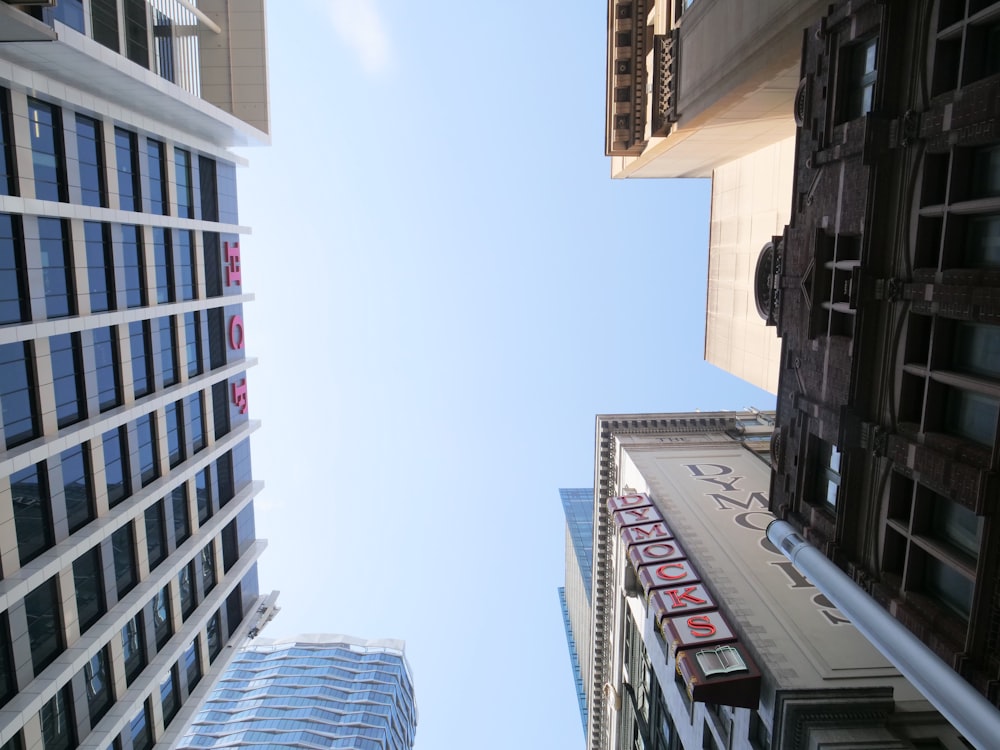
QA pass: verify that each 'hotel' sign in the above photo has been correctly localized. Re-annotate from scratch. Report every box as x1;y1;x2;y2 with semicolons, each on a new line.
609;493;762;709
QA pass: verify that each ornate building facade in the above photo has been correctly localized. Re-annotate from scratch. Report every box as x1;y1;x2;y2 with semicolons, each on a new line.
764;0;1000;709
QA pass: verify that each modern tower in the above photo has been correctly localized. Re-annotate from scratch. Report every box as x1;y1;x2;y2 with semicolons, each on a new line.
176;634;418;750
558;488;593;737
0;3;275;750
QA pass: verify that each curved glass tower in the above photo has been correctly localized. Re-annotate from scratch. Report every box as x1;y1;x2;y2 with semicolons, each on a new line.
176;633;418;750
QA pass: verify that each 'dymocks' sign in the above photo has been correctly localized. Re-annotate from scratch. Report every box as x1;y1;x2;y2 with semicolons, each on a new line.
609;493;761;709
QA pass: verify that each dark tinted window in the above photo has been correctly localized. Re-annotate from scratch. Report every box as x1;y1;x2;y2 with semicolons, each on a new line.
172;484;190;545
39;218;73;318
90;0;119;51
93;326;120;412
112;523;137;597
121;615;145;685
0;614;16;708
165;400;184;468
129;321;152;398
0;214;28;323
184;311;202;377
152;227;172;303
122;224;145;307
0;341;38;448
201;543;216;594
73;546;105;633
160;668;179;725
60;443;93;533
39;686;74;750
25;577;62;675
147;139;167;215
11;462;52;565
75;115;105;208
188;392;205;453
82;648;112;726
27;99;65;202
102;427;130;507
0;89;15;196
123;0;149;67
175;148;193;218
114;128;140;212
195;468;212;524
206;610;222;662
199;155;218;221
179;563;195;619
50;333;84;427
176;229;195;300
136;412;158;486
84;222;114;312
145;501;167;570
152;585;172;649
184;639;201;688
159;316;177;387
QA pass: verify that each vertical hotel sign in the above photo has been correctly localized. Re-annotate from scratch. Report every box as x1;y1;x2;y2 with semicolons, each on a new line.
609;493;762;708
225;241;248;415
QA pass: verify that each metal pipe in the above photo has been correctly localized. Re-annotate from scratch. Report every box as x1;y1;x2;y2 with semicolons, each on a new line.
175;0;222;34
766;519;1000;750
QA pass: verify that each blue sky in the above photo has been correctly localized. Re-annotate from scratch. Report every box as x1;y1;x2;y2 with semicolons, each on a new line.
236;2;775;747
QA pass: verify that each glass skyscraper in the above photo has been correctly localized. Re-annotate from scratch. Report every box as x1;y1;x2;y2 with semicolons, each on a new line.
177;634;418;750
0;4;275;749
558;488;593;737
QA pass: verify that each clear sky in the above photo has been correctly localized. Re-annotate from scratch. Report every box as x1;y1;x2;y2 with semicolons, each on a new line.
235;2;775;748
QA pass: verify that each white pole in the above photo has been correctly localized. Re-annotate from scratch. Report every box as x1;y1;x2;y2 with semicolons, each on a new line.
766;519;1000;750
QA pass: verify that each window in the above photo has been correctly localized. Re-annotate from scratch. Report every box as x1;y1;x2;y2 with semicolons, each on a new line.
840;37;877;121
0;615;16;709
172;484;191;545
28;99;65;202
201;543;216;595
47;0;84;32
160;668;179;726
11;462;52;565
922;552;975;620
112;523;137;598
813;439;842;511
50;333;84;427
152;585;172;649
944;387;998;445
122;225;145;307
159;316;178;387
145;501;167;570
199;156;218;221
179;563;196;619
121;614;145;685
184;311;203;377
0;213;28;323
196;468;212;524
953;323;1000;379
136;412;158;486
177;229;196;300
93;326;120;412
76;115;106;208
152;227;173;303
123;0;149;67
84;222;114;312
39;686;75;750
147;139;167;214
206;611;223;662
165;400;185;468
73;546;105;634
26;577;62;675
60;443;93;533
39;218;73;318
930;495;983;561
130;702;152;750
188;392;205;453
0;89;15;197
972;146;1000;199
102;427;130;507
0;341;39;448
128;321;152;399
184;639;201;688
82;648;112;726
90;0;119;52
175;148;194;218
115;128;141;212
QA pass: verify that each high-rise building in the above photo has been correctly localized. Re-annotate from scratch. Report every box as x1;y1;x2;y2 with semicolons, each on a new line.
176;634;418;750
604;0;829;393
763;0;1000;710
559;488;593;736
0;3;275;749
580;411;962;750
